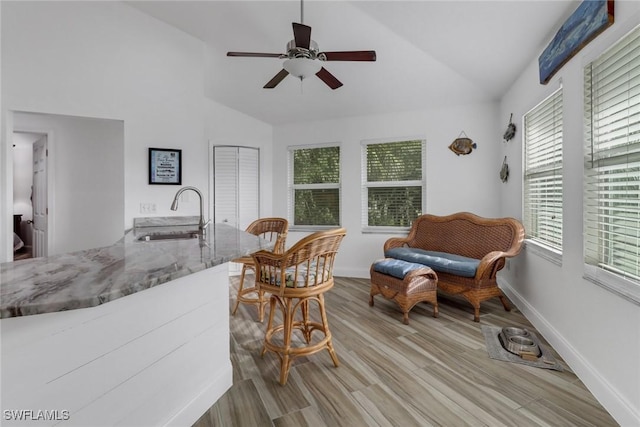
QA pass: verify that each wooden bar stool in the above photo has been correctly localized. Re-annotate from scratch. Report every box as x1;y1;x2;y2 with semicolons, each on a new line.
252;228;347;385
232;218;288;322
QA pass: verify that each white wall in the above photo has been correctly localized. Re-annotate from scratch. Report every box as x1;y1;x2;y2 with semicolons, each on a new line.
498;3;640;425
0;1;273;261
13;112;125;256
273;103;501;277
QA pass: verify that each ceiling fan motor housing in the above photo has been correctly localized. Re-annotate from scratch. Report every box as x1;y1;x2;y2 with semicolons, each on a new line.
286;40;325;60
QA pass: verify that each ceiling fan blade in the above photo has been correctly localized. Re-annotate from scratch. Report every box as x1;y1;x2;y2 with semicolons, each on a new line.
316;67;343;90
227;52;284;58
292;23;312;49
264;69;290;89
321;51;377;61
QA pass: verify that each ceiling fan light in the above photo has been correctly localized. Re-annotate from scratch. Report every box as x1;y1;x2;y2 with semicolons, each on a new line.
283;58;322;79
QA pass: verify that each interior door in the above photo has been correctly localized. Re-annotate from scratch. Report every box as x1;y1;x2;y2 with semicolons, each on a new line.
213;146;240;227
213;146;259;230
32;136;48;257
237;147;260;230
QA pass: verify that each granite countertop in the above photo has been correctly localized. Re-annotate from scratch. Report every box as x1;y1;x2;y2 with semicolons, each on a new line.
0;217;272;318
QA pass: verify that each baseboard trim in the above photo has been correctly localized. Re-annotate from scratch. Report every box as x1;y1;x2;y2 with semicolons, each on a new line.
336;267;369;279
499;278;640;426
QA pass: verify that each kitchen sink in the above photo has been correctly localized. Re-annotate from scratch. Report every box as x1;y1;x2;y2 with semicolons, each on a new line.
136;232;200;242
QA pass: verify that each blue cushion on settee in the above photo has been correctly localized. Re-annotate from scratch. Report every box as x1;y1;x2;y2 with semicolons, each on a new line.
385;247;480;278
372;258;430;280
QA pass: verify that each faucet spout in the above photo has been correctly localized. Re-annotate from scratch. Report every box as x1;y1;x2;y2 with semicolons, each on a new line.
170;186;209;233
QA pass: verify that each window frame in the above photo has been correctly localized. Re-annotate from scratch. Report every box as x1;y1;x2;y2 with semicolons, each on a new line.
522;88;564;260
583;25;640;304
287;143;341;231
361;137;427;233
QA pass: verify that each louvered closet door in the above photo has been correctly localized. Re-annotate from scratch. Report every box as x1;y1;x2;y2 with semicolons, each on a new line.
237;147;260;230
213;146;259;231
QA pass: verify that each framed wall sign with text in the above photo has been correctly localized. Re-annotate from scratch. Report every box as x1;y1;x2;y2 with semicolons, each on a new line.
149;148;182;185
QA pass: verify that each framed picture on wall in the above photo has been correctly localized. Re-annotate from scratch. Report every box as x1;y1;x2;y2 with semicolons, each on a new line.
149;147;182;185
538;0;614;84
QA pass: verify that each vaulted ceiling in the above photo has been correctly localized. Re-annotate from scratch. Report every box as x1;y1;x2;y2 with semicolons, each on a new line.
128;1;578;125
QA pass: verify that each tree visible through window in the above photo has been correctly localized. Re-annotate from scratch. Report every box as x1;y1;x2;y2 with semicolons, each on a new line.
289;145;340;227
362;140;425;229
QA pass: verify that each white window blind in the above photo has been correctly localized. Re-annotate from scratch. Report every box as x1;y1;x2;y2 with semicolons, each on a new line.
584;25;640;283
362;139;425;230
524;89;564;251
288;145;340;228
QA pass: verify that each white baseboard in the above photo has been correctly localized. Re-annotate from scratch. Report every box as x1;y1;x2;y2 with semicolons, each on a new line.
499;278;640;426
335;267;369;279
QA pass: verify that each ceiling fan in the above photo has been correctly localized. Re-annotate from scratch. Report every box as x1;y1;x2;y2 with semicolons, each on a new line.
226;0;376;90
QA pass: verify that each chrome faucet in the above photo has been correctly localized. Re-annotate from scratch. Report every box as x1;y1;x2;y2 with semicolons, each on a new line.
170;186;211;233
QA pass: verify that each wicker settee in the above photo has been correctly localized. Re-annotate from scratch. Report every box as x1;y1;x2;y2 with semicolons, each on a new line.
382;212;525;322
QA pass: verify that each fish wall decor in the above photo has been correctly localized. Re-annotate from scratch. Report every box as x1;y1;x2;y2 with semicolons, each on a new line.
500;156;509;182
503;113;516;142
449;133;477;156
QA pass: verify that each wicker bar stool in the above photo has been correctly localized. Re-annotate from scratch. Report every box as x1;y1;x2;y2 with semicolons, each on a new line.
232;218;288;322
252;228;347;385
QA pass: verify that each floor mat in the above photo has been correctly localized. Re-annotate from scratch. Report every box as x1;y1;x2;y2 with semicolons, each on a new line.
481;325;563;371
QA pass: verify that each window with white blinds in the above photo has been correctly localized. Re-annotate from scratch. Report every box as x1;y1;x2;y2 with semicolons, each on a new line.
524;89;563;251
362;139;425;231
288;144;340;228
584;25;640;285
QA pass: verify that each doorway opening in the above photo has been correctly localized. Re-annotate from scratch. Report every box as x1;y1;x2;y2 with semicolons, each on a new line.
12;131;48;260
5;111;125;260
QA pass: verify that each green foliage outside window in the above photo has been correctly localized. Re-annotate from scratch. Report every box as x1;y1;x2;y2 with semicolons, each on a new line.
368;187;422;227
294;147;340;184
294;189;340;226
292;146;340;226
367;141;422;182
365;140;424;227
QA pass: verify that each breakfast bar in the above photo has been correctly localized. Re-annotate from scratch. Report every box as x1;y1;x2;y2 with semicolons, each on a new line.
0;218;271;426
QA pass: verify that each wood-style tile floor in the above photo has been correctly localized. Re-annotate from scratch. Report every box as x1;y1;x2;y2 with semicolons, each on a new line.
193;276;618;427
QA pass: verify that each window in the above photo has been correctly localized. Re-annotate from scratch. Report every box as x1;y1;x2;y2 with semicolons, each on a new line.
288;144;340;228
584;25;640;287
523;89;563;252
362;139;426;231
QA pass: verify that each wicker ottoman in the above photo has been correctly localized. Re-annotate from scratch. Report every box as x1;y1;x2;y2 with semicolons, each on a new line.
369;258;438;325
